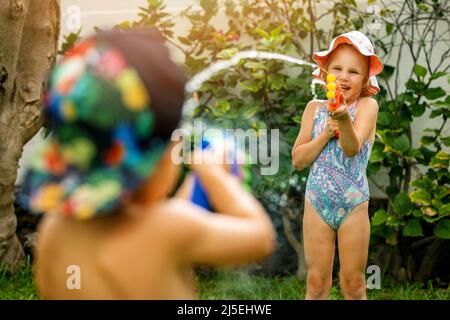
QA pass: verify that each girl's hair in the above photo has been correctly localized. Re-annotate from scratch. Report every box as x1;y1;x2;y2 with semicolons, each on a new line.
319;43;371;97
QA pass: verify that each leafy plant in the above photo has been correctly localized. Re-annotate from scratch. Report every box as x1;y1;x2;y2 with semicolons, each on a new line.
367;0;450;282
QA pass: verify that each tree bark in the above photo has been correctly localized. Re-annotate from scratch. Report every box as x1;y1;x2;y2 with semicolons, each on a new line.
414;239;449;283
0;0;60;266
281;205;307;281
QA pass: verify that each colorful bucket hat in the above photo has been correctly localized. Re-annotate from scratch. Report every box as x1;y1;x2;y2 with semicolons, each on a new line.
312;31;384;96
19;29;186;220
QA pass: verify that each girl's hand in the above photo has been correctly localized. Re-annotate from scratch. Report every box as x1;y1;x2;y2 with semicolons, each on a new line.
328;102;350;121
325;118;339;139
328;89;350;121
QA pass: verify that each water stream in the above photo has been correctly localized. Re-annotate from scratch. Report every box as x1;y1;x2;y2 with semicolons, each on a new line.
182;50;323;119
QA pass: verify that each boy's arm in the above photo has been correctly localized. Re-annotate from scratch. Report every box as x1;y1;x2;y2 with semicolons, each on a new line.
166;162;276;266
337;97;378;157
291;100;332;171
173;173;195;199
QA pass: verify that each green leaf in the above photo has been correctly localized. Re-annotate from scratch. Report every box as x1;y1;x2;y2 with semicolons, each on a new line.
255;28;270;40
430;71;447;81
219;99;230;112
370;143;385;162
292;115;302;124
393;135;410;153
425;87;446;100
217;48;238;59
439;203;450;215
178;36;192;45
243;105;260;117
436;150;450;160
286;77;307;89
430;108;444;118
442;137;450;147
380;65;395;80
410;189;431;206
410;178;433;190
434;220;450;239
240;79;261;93
367;161;381;176
410;103;426;117
200;0;218;13
407;148;424;160
430;157;449;169
372;209;388;226
386;215;402;226
270;24;284;38
268;74;285;90
385;231;398;246
413;64;427;78
417;2;430;11
420;136;435;146
386;23;394;35
282;96;302;107
244;61;265;70
435;186;450;200
378;111;394;126
393;192;413;215
379;130;397;147
402;220;424;237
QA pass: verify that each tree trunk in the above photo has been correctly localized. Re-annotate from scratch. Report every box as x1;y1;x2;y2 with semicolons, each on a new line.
414;239;449;283
281;206;307;281
0;0;60;266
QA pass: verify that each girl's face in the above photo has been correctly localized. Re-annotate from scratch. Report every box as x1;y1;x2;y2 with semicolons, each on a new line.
326;45;369;103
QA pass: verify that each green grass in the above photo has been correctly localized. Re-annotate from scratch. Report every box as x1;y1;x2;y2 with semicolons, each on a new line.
1;262;449;300
197;270;450;300
0;258;39;300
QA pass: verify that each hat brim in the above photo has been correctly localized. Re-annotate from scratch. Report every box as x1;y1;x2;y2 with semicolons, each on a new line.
18;135;167;220
313;36;383;77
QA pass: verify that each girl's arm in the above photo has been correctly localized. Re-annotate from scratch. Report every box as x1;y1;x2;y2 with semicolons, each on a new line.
292;100;336;171
335;97;378;157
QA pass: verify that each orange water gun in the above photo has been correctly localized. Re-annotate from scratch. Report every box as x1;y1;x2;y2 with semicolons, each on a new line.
326;73;342;139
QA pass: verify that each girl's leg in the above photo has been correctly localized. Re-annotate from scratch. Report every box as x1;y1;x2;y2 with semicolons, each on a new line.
337;201;370;300
303;200;336;300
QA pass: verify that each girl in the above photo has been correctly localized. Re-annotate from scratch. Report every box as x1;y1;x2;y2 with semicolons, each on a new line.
291;31;383;300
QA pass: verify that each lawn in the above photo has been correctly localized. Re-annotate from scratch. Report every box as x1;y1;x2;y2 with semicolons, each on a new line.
197;270;450;300
1;262;449;300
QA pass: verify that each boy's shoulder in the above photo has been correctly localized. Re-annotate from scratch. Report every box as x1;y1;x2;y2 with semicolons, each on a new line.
148;198;211;230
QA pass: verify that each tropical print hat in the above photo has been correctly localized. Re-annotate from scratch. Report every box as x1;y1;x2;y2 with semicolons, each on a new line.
312;30;384;96
19;29;186;220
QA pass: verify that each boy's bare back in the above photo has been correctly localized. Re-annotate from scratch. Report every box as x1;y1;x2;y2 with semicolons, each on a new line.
36;200;203;299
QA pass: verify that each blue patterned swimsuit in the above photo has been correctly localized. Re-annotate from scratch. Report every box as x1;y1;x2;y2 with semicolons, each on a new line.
305;100;372;230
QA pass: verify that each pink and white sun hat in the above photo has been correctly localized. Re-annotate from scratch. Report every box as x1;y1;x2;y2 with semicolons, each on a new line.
312;30;384;96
